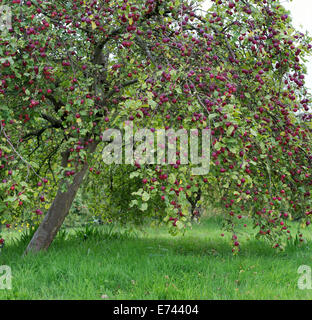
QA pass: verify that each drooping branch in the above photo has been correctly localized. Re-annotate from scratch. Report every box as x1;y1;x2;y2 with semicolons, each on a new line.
23;126;51;140
103;79;139;102
135;35;158;65
32;0;91;35
45;94;63;114
96;27;124;51
0;122;42;180
41;113;63;129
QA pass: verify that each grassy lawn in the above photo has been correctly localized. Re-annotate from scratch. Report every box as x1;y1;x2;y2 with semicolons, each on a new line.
0;216;312;300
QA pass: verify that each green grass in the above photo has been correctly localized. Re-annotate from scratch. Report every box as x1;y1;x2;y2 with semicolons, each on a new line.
1;216;312;300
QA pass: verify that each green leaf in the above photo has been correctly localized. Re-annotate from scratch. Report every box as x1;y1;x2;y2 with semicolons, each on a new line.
142;191;150;202
168;173;176;185
130;171;140;179
140;203;148;211
227;126;235;136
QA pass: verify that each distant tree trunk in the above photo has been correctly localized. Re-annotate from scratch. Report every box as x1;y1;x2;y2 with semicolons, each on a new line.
25;141;97;254
187;188;202;221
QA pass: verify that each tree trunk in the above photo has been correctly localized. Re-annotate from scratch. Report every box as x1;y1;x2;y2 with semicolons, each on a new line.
25;142;97;254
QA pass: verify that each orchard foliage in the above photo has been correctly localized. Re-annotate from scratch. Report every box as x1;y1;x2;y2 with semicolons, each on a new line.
0;0;312;251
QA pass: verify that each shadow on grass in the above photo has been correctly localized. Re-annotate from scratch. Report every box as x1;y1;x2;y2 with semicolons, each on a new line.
131;235;306;259
1;218;311;263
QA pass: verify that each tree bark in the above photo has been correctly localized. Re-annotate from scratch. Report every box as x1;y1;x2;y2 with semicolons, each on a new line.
187;188;202;221
25;141;98;254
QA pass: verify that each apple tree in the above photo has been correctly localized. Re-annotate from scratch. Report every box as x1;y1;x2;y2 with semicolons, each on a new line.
0;0;311;253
